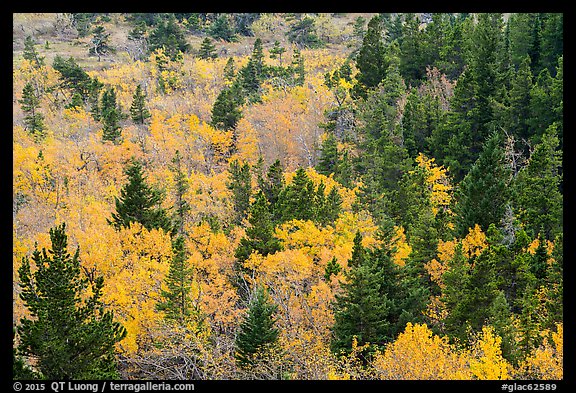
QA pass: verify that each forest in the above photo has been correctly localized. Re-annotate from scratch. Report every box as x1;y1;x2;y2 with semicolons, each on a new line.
12;12;563;381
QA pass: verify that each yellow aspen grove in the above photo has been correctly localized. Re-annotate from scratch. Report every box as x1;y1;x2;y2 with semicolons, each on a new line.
518;323;563;380
468;325;512;380
372;322;471;379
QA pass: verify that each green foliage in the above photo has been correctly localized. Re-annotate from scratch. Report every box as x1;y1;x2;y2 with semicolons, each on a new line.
235;191;283;264
16;223;126;379
235;286;280;370
23;35;45;67
227;160;252;226
100;87;122;143
286;16;324;49
19;82;45;139
156;235;195;323
108;158;172;232
455;131;511;237
198;37;217;60
129;84;151;125
148;14;189;60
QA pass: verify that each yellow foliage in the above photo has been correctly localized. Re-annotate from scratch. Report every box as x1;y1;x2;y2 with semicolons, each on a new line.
468;325;511;380
519;323;563;380
373;322;471;379
391;226;412;267
415;153;454;217
461;224;488;260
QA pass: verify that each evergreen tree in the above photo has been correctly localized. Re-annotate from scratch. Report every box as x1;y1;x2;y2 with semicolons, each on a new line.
399;13;426;87
324;256;342;281
235;191;282;264
148;14;189;60
257;159;285;224
22;35;45;67
19;82;45;138
209;14;237;42
235;286;280;370
210;85;243;131
353;14;387;98
227;160;252;226
198;37;217;60
89;25;113;61
286;16;323;49
16;223;126;379
169;150;190;235
290;47;306;87
100;87;122;143
276;167;316;222
507;55;534;143
455;131;511;237
156;235;194;323
331;234;404;357
514;124;562;240
129;84;151;125
108;158;172;232
269;40;286;66
316;133;339;176
223;57;236;82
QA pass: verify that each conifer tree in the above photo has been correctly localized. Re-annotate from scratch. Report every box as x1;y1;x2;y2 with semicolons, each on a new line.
209;14;236;42
324;256;342;281
210;85;243;131
235;286;280;370
227;160;252;226
316;133;339;176
108;158;172;232
148;14;189;60
235;191;282;264
156;235;194;323
19;82;45;139
100;87;122;143
514;124;562;240
277;167;316;222
455;131;511;237
223;57;236;82
353;14;387;98
89;25;113;61
169;150;190;235
16;223;126;379
129;84;151;125
198;37;217;60
331;234;403;358
23;35;45;67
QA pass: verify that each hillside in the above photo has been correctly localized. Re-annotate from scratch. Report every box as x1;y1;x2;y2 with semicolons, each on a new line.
13;13;563;382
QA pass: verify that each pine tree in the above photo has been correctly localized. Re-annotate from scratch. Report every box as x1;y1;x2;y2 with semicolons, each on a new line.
19;82;45;139
209;14;236;42
210;85;243;131
100;87;122;143
198;37;217;60
353;14;387;98
148;14;189;60
16;223;126;379
331;236;402;357
156;235;194;323
507;55;534;142
514;124;562;240
108;158;172;232
227;160;252;226
130;84;151;125
455;131;511;237
291;48;305;87
22;35;45;67
235;191;282;264
89;25;113;61
235;286;279;370
223;57;236;82
276;167;316;222
324;256;342;281
316;133;339;176
169;150;190;235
